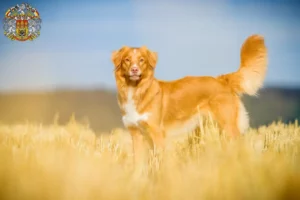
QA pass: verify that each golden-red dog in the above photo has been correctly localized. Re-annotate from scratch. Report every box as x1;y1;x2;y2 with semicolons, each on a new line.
111;34;267;163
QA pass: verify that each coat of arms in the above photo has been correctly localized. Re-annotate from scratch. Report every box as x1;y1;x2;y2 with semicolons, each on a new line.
3;3;42;41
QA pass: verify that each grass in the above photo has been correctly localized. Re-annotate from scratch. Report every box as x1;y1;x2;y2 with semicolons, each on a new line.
0;117;300;200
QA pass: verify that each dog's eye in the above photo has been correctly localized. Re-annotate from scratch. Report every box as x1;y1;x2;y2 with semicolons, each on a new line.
140;58;144;62
125;58;130;62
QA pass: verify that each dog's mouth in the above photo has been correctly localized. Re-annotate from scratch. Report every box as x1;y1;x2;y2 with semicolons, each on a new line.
129;75;141;81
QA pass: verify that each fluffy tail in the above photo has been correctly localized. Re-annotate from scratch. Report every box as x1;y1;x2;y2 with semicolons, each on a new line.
217;34;268;96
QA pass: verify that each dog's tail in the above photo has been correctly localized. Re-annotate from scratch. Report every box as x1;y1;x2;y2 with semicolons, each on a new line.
217;34;268;96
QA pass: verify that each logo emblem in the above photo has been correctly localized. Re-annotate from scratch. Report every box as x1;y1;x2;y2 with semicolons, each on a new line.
3;3;42;41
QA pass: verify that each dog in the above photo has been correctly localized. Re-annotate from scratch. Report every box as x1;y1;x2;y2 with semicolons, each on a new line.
111;34;267;164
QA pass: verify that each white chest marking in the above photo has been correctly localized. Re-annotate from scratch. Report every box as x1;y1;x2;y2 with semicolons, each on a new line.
122;88;149;127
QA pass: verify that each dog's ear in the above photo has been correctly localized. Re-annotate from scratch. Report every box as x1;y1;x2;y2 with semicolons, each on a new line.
111;46;129;68
148;50;158;69
141;46;158;68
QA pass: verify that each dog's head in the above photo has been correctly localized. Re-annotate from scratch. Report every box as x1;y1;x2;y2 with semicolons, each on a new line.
111;46;158;83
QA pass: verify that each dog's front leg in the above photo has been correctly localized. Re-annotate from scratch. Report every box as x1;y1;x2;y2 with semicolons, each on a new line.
127;126;147;169
139;121;165;153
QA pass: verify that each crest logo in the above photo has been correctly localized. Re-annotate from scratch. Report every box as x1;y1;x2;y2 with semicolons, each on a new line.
3;3;42;41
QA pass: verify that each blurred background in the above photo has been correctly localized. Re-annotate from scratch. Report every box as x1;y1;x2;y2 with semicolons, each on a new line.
0;0;299;133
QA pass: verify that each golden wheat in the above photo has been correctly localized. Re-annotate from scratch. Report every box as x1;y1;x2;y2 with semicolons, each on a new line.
0;118;299;200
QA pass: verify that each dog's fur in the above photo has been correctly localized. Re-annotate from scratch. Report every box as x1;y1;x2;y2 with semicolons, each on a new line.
111;35;267;163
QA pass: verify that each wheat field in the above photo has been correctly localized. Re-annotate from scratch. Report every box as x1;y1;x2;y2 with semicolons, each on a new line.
0;117;300;200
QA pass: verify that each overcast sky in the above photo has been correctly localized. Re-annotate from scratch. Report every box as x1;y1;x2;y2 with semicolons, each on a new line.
0;0;299;92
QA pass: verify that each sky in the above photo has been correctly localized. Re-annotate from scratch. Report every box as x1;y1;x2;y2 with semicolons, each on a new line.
0;0;299;92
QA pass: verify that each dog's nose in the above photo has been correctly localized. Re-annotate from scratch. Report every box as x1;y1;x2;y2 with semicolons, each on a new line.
131;67;139;74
